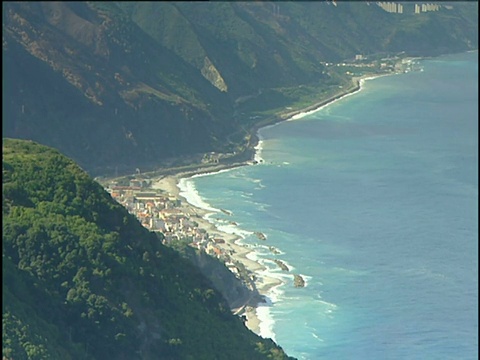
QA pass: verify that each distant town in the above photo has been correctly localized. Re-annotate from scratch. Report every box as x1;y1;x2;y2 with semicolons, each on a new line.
326;1;452;14
325;51;423;79
375;2;449;14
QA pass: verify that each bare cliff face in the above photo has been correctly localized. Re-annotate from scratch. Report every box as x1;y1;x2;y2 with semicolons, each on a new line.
3;2;478;175
179;247;263;310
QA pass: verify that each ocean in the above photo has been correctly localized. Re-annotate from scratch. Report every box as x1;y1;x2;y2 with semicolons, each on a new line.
179;51;478;359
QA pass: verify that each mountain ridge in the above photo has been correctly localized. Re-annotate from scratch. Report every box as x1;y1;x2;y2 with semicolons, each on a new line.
3;2;478;176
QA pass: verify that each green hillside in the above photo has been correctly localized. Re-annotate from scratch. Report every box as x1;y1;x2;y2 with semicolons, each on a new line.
2;138;293;360
2;2;478;175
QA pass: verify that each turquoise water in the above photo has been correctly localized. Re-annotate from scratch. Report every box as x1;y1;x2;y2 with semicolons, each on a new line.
182;51;478;359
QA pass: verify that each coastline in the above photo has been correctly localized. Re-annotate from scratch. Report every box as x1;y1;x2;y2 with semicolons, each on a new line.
244;71;397;164
150;72;391;336
151;171;283;335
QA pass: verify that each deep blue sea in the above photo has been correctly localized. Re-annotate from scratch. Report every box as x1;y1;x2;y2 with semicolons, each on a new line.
181;51;478;359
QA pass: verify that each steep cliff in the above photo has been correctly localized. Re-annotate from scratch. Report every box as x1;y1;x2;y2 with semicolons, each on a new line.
2;138;294;360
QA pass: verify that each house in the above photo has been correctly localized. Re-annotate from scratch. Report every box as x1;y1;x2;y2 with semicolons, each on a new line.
134;192;160;201
159;208;183;219
150;218;169;232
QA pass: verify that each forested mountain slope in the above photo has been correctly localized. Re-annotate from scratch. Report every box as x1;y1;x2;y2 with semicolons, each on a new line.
3;2;478;175
2;138;293;360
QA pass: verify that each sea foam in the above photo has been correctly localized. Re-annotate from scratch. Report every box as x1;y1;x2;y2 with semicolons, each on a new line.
178;177;219;212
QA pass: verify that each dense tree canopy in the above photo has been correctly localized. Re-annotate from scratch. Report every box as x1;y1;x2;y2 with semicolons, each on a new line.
2;138;293;360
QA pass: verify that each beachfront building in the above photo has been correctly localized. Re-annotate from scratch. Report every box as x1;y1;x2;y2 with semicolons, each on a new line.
415;3;440;14
376;2;403;14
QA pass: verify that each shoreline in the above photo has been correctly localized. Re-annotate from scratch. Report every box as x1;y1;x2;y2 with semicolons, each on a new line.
151;172;283;335
150;72;392;336
245;71;393;150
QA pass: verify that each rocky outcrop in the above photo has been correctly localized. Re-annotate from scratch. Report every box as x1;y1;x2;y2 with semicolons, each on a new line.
274;259;289;272
201;57;228;92
293;274;305;288
255;232;266;240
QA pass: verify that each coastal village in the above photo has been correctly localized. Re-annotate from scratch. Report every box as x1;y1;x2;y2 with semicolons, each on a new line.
103;177;261;288
105;178;227;254
102;175;306;290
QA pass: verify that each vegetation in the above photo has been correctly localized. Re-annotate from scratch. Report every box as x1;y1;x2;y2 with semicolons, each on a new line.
2;2;477;176
2;138;294;360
